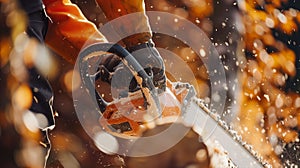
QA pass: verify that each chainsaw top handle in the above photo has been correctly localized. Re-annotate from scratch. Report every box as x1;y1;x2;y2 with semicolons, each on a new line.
78;43;161;115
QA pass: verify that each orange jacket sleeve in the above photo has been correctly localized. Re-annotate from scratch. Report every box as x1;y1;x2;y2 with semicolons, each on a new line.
96;0;151;47
43;0;107;64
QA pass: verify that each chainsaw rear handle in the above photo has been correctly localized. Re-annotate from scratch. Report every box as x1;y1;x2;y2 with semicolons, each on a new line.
78;43;161;114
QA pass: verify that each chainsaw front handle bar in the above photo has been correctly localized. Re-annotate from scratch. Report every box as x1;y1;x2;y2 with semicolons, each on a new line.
78;43;161;114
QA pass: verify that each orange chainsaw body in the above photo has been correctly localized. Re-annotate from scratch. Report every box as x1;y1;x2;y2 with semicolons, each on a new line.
99;80;190;136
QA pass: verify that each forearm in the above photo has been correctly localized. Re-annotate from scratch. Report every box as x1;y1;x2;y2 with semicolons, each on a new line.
96;0;152;47
43;0;107;64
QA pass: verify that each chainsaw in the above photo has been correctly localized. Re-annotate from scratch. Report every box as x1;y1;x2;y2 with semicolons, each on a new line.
78;43;269;167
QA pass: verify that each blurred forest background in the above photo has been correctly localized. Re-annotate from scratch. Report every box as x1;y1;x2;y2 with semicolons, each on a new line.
1;0;300;167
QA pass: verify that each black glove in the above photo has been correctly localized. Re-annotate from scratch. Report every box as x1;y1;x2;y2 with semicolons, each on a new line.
126;40;166;91
97;41;166;92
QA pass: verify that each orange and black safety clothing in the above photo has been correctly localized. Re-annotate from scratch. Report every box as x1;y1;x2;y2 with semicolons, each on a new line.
43;0;152;64
18;0;155;129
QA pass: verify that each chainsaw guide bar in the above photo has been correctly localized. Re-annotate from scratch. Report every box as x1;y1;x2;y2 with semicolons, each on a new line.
78;43;271;167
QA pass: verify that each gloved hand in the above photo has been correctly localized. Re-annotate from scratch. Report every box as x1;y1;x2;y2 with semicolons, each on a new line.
97;41;166;92
126;40;166;91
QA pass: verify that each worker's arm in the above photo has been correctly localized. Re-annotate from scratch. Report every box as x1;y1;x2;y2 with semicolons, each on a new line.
96;0;151;48
96;0;166;90
43;0;107;64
